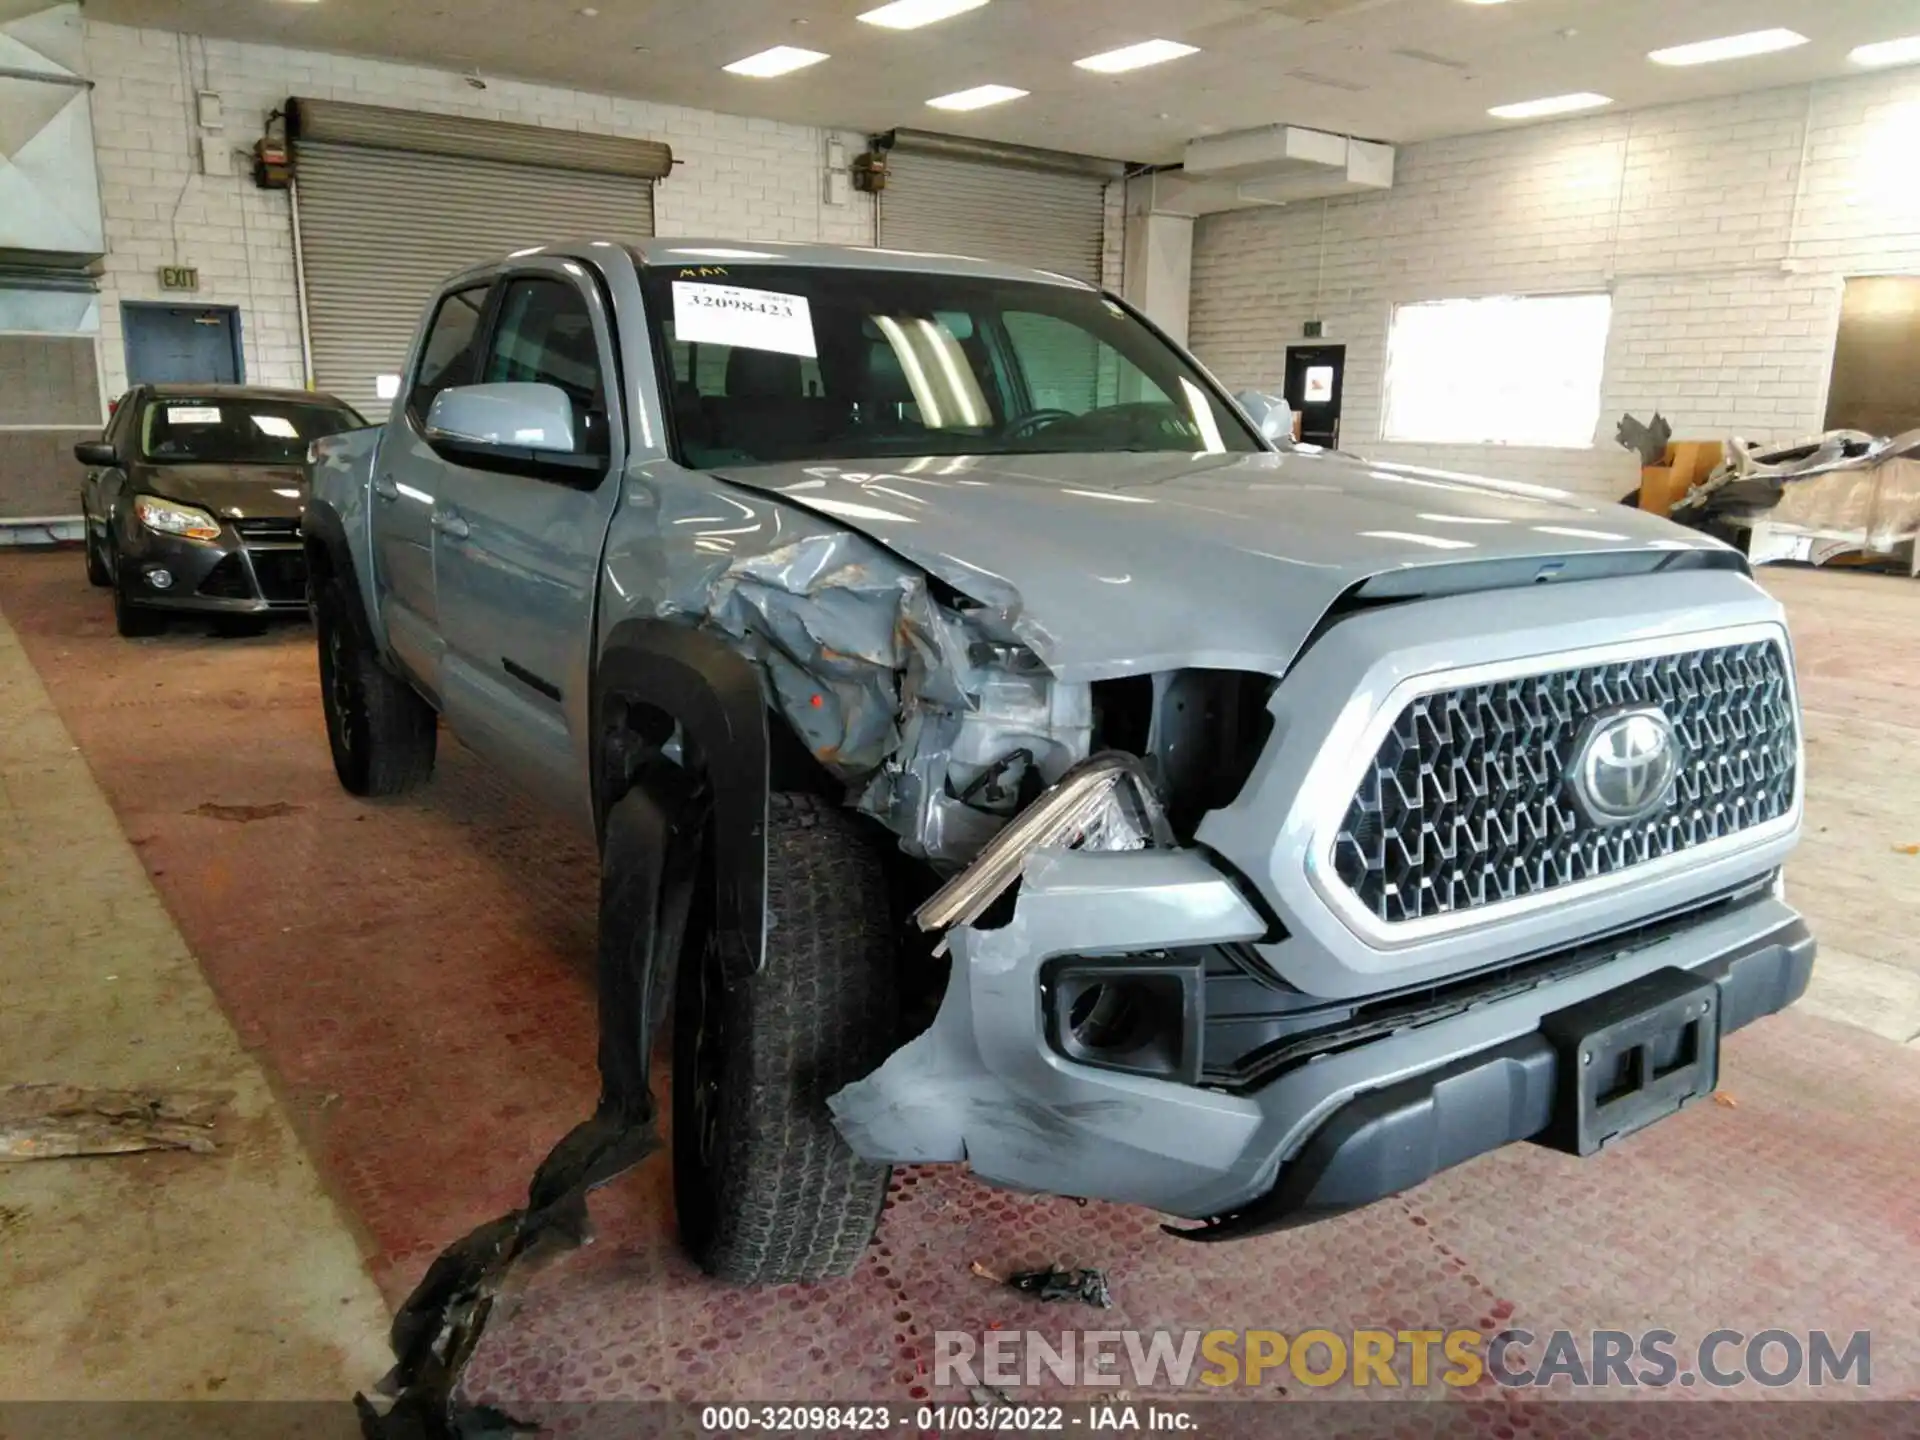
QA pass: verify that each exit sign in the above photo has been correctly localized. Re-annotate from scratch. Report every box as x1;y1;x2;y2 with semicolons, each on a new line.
159;266;199;291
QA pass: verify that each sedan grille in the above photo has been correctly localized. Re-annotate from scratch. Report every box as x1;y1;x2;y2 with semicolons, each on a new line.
1331;640;1798;925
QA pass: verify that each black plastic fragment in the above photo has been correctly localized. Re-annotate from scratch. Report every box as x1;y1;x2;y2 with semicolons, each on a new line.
356;768;703;1439
1007;1265;1113;1309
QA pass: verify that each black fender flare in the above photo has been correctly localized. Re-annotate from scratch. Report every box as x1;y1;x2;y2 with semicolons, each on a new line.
594;619;769;977
300;499;378;650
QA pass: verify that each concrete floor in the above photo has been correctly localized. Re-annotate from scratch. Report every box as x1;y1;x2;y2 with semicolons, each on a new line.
1;549;1917;1418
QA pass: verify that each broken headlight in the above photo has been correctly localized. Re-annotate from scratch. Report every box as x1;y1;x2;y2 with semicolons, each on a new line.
914;752;1173;939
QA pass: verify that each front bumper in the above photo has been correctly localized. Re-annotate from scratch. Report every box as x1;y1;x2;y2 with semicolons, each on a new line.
117;524;308;615
827;848;1813;1230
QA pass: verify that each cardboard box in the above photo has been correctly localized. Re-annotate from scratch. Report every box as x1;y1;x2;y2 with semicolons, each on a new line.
1638;441;1724;517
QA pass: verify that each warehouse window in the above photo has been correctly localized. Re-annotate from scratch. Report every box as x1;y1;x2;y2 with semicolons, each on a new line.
1382;292;1611;448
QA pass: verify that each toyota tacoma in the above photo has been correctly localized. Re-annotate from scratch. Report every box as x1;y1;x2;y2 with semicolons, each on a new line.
305;240;1812;1285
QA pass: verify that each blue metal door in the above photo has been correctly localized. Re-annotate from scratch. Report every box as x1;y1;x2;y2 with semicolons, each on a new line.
122;304;242;384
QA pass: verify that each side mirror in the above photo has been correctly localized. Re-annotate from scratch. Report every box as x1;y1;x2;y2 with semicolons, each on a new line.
425;382;578;455
74;440;118;467
1235;390;1296;446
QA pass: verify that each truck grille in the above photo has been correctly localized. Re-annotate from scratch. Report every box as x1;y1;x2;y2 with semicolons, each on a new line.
1332;640;1798;925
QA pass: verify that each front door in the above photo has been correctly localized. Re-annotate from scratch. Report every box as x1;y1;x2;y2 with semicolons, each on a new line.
432;265;624;831
375;282;493;697
1284;343;1345;448
123;304;241;384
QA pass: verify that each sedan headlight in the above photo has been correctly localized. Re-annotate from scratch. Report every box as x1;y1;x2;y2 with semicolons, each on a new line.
134;494;222;541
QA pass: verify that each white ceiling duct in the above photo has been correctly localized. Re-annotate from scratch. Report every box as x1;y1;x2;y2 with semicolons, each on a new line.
1148;124;1394;216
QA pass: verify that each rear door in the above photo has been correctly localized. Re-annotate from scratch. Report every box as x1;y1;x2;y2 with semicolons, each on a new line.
374;281;494;697
430;262;625;830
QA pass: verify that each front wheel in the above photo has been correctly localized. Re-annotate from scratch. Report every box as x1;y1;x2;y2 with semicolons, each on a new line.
109;541;164;638
84;519;110;587
314;574;436;796
671;791;896;1284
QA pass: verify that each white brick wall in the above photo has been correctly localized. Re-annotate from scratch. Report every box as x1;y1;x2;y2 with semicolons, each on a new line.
81;20;876;396
1190;69;1920;500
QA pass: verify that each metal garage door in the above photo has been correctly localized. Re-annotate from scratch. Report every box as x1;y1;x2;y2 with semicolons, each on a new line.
288;99;671;415
876;131;1119;283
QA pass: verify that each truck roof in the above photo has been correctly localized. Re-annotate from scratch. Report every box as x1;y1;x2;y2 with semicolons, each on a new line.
480;238;1090;289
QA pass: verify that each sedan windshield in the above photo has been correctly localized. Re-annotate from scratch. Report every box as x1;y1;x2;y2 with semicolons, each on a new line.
640;264;1259;467
141;397;365;465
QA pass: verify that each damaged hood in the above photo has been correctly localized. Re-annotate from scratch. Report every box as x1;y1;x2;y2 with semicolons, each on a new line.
713;449;1726;679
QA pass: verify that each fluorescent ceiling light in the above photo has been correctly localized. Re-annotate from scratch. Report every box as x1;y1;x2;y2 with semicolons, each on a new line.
926;83;1027;110
1850;35;1920;68
722;46;828;78
1488;91;1613;119
1648;29;1807;66
859;0;987;29
1075;39;1199;73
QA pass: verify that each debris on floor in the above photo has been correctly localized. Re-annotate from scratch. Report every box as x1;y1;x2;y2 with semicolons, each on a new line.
0;1083;230;1159
1006;1264;1113;1309
356;767;698;1439
1713;1091;1739;1108
191;800;305;822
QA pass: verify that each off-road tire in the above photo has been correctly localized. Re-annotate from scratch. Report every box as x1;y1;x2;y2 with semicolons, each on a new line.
673;792;896;1284
315;574;436;796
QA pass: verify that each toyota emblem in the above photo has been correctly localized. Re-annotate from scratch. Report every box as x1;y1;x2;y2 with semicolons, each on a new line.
1571;706;1680;825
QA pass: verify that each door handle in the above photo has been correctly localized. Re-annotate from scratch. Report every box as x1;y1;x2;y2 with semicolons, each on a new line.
373;474;399;501
432;509;470;539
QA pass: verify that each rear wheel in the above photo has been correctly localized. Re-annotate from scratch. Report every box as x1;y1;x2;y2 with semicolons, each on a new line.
314;574;436;796
671;791;896;1284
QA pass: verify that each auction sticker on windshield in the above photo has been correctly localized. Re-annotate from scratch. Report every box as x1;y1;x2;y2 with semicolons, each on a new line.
168;406;222;424
672;282;816;358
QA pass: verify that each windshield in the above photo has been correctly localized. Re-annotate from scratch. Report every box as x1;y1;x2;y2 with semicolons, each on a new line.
640;265;1259;466
141;397;365;465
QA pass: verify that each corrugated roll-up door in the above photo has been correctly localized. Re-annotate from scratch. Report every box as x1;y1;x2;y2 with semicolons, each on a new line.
876;131;1118;282
288;98;671;415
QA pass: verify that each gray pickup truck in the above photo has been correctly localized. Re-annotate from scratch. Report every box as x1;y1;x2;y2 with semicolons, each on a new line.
306;239;1812;1286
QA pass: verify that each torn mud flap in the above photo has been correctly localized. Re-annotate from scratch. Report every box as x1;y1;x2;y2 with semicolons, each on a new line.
357;769;701;1439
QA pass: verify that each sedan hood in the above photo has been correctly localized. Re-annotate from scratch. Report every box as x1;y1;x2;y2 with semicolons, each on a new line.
713;448;1734;680
132;463;308;520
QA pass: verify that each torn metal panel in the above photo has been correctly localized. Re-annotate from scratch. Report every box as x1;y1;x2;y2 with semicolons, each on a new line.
829;847;1268;1212
617;474;1100;867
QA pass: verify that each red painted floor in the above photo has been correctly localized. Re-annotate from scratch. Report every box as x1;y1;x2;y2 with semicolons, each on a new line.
3;548;1916;1427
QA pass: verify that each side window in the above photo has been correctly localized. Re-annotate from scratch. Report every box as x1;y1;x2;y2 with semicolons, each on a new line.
408;285;491;423
1002;309;1168;414
482;278;606;408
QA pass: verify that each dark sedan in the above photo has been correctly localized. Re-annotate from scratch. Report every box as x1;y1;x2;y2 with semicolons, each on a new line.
76;385;367;636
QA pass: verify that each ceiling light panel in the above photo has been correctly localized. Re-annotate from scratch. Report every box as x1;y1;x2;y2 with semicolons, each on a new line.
1488;92;1613;119
926;83;1027;110
1075;39;1200;74
723;46;829;78
1850;35;1920;69
859;0;988;30
1648;29;1808;66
